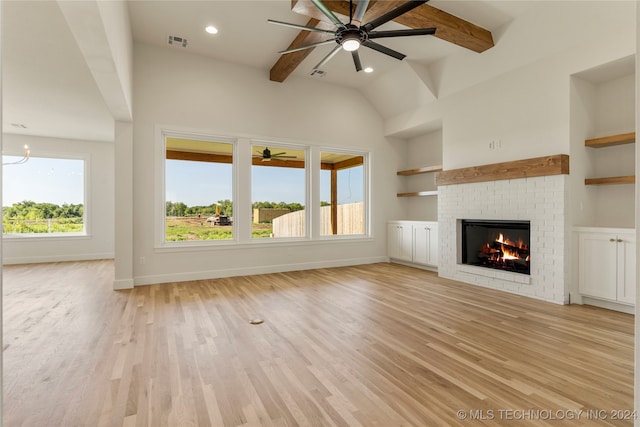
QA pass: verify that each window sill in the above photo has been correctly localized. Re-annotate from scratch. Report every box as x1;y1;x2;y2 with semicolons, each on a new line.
2;233;90;241
155;235;374;253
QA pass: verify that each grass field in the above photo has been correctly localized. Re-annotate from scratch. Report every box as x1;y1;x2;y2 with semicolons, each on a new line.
3;218;84;234
165;217;273;241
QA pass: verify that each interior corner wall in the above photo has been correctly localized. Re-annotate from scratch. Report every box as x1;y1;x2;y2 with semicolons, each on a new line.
569;76;597;228
2;134;115;264
402;130;441;221
131;43;399;285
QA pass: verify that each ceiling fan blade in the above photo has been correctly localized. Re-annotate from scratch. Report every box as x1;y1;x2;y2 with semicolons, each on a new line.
368;27;436;39
279;39;336;55
349;0;353;23
270;152;288;156
352;50;362;72
267;19;336;34
363;0;429;32
352;0;370;27
313;44;343;70
362;40;406;60
310;0;346;29
273;155;297;159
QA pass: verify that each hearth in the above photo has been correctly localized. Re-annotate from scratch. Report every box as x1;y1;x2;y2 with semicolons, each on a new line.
460;220;530;275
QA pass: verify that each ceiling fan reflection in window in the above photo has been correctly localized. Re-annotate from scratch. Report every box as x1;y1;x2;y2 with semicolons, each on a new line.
254;147;297;162
268;0;436;73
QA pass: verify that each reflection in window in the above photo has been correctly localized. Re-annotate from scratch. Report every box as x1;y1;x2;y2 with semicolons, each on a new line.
320;152;365;236
2;155;85;235
165;136;234;242
251;144;306;238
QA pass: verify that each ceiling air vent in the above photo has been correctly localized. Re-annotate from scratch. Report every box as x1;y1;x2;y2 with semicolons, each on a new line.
310;69;326;77
167;35;188;48
10;123;27;129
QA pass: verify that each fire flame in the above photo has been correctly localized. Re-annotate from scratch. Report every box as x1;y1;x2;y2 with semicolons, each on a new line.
495;233;528;250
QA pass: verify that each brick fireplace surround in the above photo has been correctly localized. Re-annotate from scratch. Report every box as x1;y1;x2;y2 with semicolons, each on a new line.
436;155;570;304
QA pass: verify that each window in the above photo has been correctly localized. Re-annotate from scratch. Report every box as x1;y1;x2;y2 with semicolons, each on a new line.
320;151;366;236
2;154;86;235
251;143;306;239
165;135;234;242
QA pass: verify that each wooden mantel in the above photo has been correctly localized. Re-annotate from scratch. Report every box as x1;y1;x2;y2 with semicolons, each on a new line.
435;154;569;186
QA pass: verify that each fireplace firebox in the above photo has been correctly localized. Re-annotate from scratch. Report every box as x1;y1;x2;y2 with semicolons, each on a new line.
460;220;530;275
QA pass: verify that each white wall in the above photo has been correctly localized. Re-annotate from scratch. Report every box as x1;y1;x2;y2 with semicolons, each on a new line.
440;54;574;170
2;134;114;264
131;44;401;285
569;76;597;228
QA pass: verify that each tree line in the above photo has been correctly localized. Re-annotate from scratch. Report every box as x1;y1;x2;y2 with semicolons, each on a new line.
3;200;83;220
166;200;312;217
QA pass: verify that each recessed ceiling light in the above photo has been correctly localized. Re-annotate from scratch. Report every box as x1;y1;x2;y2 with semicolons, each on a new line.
364;67;373;73
205;25;218;35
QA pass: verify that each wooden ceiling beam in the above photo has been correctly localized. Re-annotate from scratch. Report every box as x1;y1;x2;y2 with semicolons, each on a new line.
270;0;494;82
333;156;364;170
269;17;336;83
393;4;494;53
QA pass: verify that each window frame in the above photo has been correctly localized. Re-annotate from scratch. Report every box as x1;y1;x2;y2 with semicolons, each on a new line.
250;140;310;241
2;150;90;239
160;129;237;247
318;147;370;240
155;128;372;250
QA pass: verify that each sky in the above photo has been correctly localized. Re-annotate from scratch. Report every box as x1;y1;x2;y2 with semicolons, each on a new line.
165;159;364;206
2;155;363;208
3;156;84;206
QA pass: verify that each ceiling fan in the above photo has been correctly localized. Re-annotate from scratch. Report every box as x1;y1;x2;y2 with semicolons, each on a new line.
268;0;436;72
254;147;297;162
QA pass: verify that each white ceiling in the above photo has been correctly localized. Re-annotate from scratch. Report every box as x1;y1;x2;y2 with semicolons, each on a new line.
127;0;529;89
1;1;636;143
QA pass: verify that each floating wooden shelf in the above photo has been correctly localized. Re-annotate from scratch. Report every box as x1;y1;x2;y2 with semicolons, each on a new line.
585;132;635;148
397;165;443;176
397;191;438;197
435;154;569;186
585;176;635;185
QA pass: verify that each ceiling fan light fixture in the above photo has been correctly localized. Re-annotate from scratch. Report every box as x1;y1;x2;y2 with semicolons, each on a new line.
342;38;360;51
205;25;218;34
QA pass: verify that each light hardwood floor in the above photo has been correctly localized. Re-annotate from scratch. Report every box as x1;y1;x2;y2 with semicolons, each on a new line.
3;260;634;426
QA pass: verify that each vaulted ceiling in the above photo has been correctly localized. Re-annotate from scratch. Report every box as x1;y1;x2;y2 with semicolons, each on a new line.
2;1;636;142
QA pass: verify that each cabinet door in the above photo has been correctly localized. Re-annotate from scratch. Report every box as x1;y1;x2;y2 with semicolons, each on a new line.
579;232;617;300
388;223;412;261
427;224;438;267
387;223;402;259
617;233;636;305
397;224;413;261
413;223;438;266
413;225;429;265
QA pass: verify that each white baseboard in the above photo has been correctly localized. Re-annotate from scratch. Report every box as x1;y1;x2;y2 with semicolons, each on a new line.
388;259;438;273
133;256;388;286
580;296;634;314
113;278;134;290
2;252;114;265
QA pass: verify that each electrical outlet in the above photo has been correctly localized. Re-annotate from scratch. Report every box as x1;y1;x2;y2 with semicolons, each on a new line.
139;256;146;265
489;141;495;150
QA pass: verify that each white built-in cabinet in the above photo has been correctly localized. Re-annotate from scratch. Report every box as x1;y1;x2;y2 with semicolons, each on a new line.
388;221;438;268
576;227;635;308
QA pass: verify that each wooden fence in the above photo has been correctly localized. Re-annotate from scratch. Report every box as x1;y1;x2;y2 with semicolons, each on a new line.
272;202;364;237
